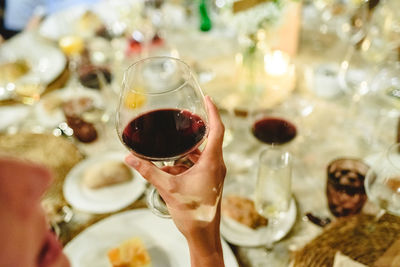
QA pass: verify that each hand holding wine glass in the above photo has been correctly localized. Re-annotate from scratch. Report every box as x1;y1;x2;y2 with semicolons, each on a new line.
116;56;209;217
125;96;226;267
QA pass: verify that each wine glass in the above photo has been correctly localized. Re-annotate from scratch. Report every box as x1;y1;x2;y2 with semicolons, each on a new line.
308;0;369;49
250;106;298;149
255;147;292;248
254;147;293;248
337;1;393;118
365;143;400;218
116;56;208;218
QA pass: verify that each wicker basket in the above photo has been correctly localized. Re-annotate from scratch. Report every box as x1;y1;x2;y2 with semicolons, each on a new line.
293;213;400;267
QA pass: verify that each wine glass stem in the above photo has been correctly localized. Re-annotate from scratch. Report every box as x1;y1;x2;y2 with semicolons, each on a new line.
146;160;175;218
374;209;386;222
261;218;278;250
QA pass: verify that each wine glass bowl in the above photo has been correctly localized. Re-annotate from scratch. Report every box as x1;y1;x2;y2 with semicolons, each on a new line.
253;147;296;248
250;108;298;147
116;56;208;217
116;56;208;162
365;143;400;216
255;148;293;220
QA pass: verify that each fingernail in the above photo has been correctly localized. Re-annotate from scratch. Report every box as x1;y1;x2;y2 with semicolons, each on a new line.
125;155;140;167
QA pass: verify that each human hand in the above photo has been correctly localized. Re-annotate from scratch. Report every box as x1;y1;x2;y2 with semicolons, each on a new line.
125;96;226;266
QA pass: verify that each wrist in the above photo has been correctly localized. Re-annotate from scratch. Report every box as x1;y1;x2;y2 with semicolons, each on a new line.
186;232;224;267
184;222;224;267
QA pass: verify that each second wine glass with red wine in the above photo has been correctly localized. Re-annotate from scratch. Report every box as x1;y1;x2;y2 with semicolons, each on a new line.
250;108;297;147
116;56;208;218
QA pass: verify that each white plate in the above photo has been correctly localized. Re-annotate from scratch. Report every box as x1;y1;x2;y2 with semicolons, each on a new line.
63;152;147;214
39;0;142;41
0;105;31;132
64;209;239;267
0;32;66;85
220;181;297;247
35;87;104;128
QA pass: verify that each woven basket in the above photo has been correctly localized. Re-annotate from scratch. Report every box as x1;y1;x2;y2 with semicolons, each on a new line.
293;213;400;267
0;133;83;201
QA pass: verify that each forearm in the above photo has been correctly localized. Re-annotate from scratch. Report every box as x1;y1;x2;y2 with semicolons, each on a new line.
184;205;225;267
186;228;225;267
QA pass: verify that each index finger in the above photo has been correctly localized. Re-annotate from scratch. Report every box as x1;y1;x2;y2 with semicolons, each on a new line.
202;96;225;158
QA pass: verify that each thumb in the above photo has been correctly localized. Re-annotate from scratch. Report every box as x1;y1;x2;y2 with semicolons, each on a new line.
125;154;167;188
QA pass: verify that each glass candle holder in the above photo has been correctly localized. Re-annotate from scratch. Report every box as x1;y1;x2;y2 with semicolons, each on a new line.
326;158;369;217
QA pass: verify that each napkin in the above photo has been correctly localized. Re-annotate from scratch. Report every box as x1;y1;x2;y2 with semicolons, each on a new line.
333;252;367;267
373;238;400;267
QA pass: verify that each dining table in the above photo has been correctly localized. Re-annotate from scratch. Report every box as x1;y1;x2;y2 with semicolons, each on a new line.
0;0;399;266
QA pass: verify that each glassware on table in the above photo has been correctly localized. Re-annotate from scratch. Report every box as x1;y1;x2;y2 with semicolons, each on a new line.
12;76;47;133
250;107;298;147
14;76;45;106
58;35;85;89
337;1;396;119
326;158;369;217
334;0;371;45
116;56;208;218
365;143;400;217
255;147;293;247
310;0;370;47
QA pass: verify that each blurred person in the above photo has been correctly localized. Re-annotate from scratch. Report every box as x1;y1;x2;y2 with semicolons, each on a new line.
0;96;226;267
0;158;70;267
2;0;99;39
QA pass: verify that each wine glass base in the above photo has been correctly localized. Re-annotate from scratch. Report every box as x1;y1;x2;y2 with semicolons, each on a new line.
146;186;171;218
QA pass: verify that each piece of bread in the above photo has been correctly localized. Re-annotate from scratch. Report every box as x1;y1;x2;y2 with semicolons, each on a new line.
108;237;152;267
222;195;268;229
82;160;132;189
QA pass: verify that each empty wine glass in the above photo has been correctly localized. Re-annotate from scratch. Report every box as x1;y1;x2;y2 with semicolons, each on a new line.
365;143;400;218
338;1;393;119
255;147;293;248
116;56;208;218
309;0;370;48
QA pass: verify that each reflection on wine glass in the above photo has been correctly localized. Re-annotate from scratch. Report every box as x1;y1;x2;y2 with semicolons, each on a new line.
365;143;400;217
116;56;208;218
255;147;292;248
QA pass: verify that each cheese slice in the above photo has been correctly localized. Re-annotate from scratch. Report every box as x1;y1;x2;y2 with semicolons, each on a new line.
108;238;152;267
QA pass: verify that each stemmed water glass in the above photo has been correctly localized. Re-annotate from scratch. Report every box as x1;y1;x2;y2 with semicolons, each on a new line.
365;143;400;218
116;56;208;218
254;147;294;248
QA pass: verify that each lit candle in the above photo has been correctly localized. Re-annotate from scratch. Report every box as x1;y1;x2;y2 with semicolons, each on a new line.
261;50;296;107
264;50;291;76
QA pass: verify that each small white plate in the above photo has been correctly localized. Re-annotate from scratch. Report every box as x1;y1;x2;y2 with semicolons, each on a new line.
0;32;66;85
39;0;141;41
63;152;147;214
220;181;297;247
64;209;239;267
0;105;30;132
35;87;104;128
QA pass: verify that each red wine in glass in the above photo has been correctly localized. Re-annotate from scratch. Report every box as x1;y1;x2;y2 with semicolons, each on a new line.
122;108;207;160
252;117;297;145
